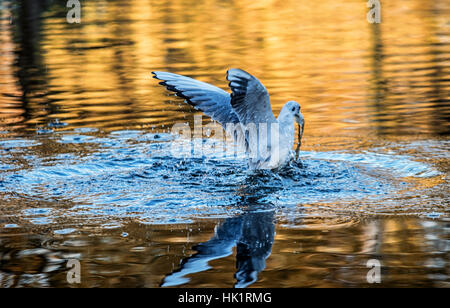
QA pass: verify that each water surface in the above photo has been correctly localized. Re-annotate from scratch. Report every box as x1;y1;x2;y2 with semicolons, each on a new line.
0;0;449;287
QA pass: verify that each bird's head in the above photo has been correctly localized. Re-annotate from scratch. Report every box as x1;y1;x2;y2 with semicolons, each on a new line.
279;101;305;153
280;101;304;126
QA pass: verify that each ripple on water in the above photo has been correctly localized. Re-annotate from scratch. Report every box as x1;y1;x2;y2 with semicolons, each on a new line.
0;132;444;227
0;139;40;150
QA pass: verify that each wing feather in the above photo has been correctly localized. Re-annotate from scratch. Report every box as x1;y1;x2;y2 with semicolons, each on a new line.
226;69;277;125
152;71;240;126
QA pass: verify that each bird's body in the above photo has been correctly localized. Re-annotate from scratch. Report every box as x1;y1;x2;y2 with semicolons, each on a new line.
153;69;304;170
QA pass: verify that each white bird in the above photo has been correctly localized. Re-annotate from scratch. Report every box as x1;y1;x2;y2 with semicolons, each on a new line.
152;69;304;170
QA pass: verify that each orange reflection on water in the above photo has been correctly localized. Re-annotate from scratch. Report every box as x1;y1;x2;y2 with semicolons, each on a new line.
0;0;447;136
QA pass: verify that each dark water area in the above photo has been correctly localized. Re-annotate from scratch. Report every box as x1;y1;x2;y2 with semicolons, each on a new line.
0;0;449;287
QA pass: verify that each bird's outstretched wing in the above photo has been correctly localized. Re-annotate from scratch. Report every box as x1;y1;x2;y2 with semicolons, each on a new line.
152;71;239;127
226;69;277;126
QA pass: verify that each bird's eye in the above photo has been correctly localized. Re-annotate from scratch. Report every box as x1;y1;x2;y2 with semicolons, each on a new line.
291;107;295;112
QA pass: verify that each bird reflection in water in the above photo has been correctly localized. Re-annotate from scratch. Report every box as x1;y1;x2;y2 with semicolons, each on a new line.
161;172;283;288
161;209;275;288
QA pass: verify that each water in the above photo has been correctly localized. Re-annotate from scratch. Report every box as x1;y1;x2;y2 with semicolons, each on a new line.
0;0;449;287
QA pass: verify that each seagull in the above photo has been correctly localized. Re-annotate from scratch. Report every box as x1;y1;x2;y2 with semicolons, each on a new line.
152;69;305;170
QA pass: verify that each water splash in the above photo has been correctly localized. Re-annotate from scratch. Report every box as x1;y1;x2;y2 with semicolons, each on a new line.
0;131;444;228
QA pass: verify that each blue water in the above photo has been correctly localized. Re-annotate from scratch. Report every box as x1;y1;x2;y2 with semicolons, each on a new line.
2;129;446;288
0;130;444;228
0;0;448;288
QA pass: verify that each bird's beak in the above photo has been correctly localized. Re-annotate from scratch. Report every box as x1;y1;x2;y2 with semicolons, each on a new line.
295;111;304;126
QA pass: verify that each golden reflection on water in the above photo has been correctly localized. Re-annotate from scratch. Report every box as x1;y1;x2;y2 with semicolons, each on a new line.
0;0;449;136
0;0;449;288
0;216;448;287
